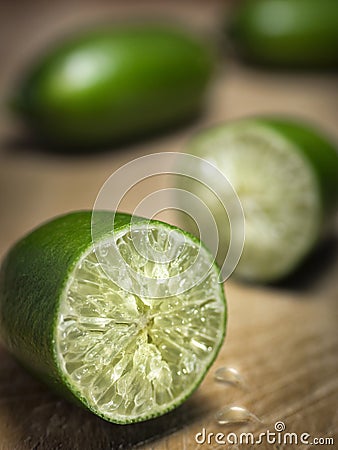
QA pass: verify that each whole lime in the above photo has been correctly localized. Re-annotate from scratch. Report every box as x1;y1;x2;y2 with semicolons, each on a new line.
13;26;214;147
227;0;338;68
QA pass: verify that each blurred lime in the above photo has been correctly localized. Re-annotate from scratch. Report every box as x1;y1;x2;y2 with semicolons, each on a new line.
181;117;338;282
226;0;338;68
13;26;214;148
0;211;226;423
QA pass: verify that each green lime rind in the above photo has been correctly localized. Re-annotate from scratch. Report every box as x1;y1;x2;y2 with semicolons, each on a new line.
0;211;226;423
227;0;338;68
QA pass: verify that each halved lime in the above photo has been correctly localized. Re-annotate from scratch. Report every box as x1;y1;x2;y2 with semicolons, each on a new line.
182;117;338;282
0;211;226;423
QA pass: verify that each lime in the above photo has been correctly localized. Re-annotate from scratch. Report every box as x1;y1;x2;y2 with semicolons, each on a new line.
226;0;338;68
12;25;214;148
181;117;338;282
0;211;226;423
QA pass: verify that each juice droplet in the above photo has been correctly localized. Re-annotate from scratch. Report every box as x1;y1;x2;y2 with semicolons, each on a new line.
214;366;247;390
215;406;262;426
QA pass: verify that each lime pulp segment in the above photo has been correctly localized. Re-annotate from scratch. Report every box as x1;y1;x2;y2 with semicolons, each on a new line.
56;223;226;423
190;122;321;281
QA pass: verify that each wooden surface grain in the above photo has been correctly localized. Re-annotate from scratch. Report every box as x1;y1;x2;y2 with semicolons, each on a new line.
0;1;337;449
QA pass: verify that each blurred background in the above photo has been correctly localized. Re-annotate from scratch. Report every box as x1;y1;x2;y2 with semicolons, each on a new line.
0;1;337;449
1;0;338;258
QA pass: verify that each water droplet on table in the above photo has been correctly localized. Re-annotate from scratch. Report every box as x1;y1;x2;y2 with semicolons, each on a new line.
214;366;247;390
215;406;262;426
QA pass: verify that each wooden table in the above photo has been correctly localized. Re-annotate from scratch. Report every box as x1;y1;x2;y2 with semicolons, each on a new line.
0;2;337;449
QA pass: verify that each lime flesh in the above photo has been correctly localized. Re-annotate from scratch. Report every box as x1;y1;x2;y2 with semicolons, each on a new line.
56;222;226;423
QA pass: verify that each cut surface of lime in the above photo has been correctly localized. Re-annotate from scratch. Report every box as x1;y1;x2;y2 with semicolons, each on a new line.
184;118;338;282
0;212;226;424
57;222;225;423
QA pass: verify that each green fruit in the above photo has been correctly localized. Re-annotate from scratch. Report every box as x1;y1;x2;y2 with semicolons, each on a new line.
227;0;338;68
0;211;226;423
13;26;214;147
180;117;338;282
